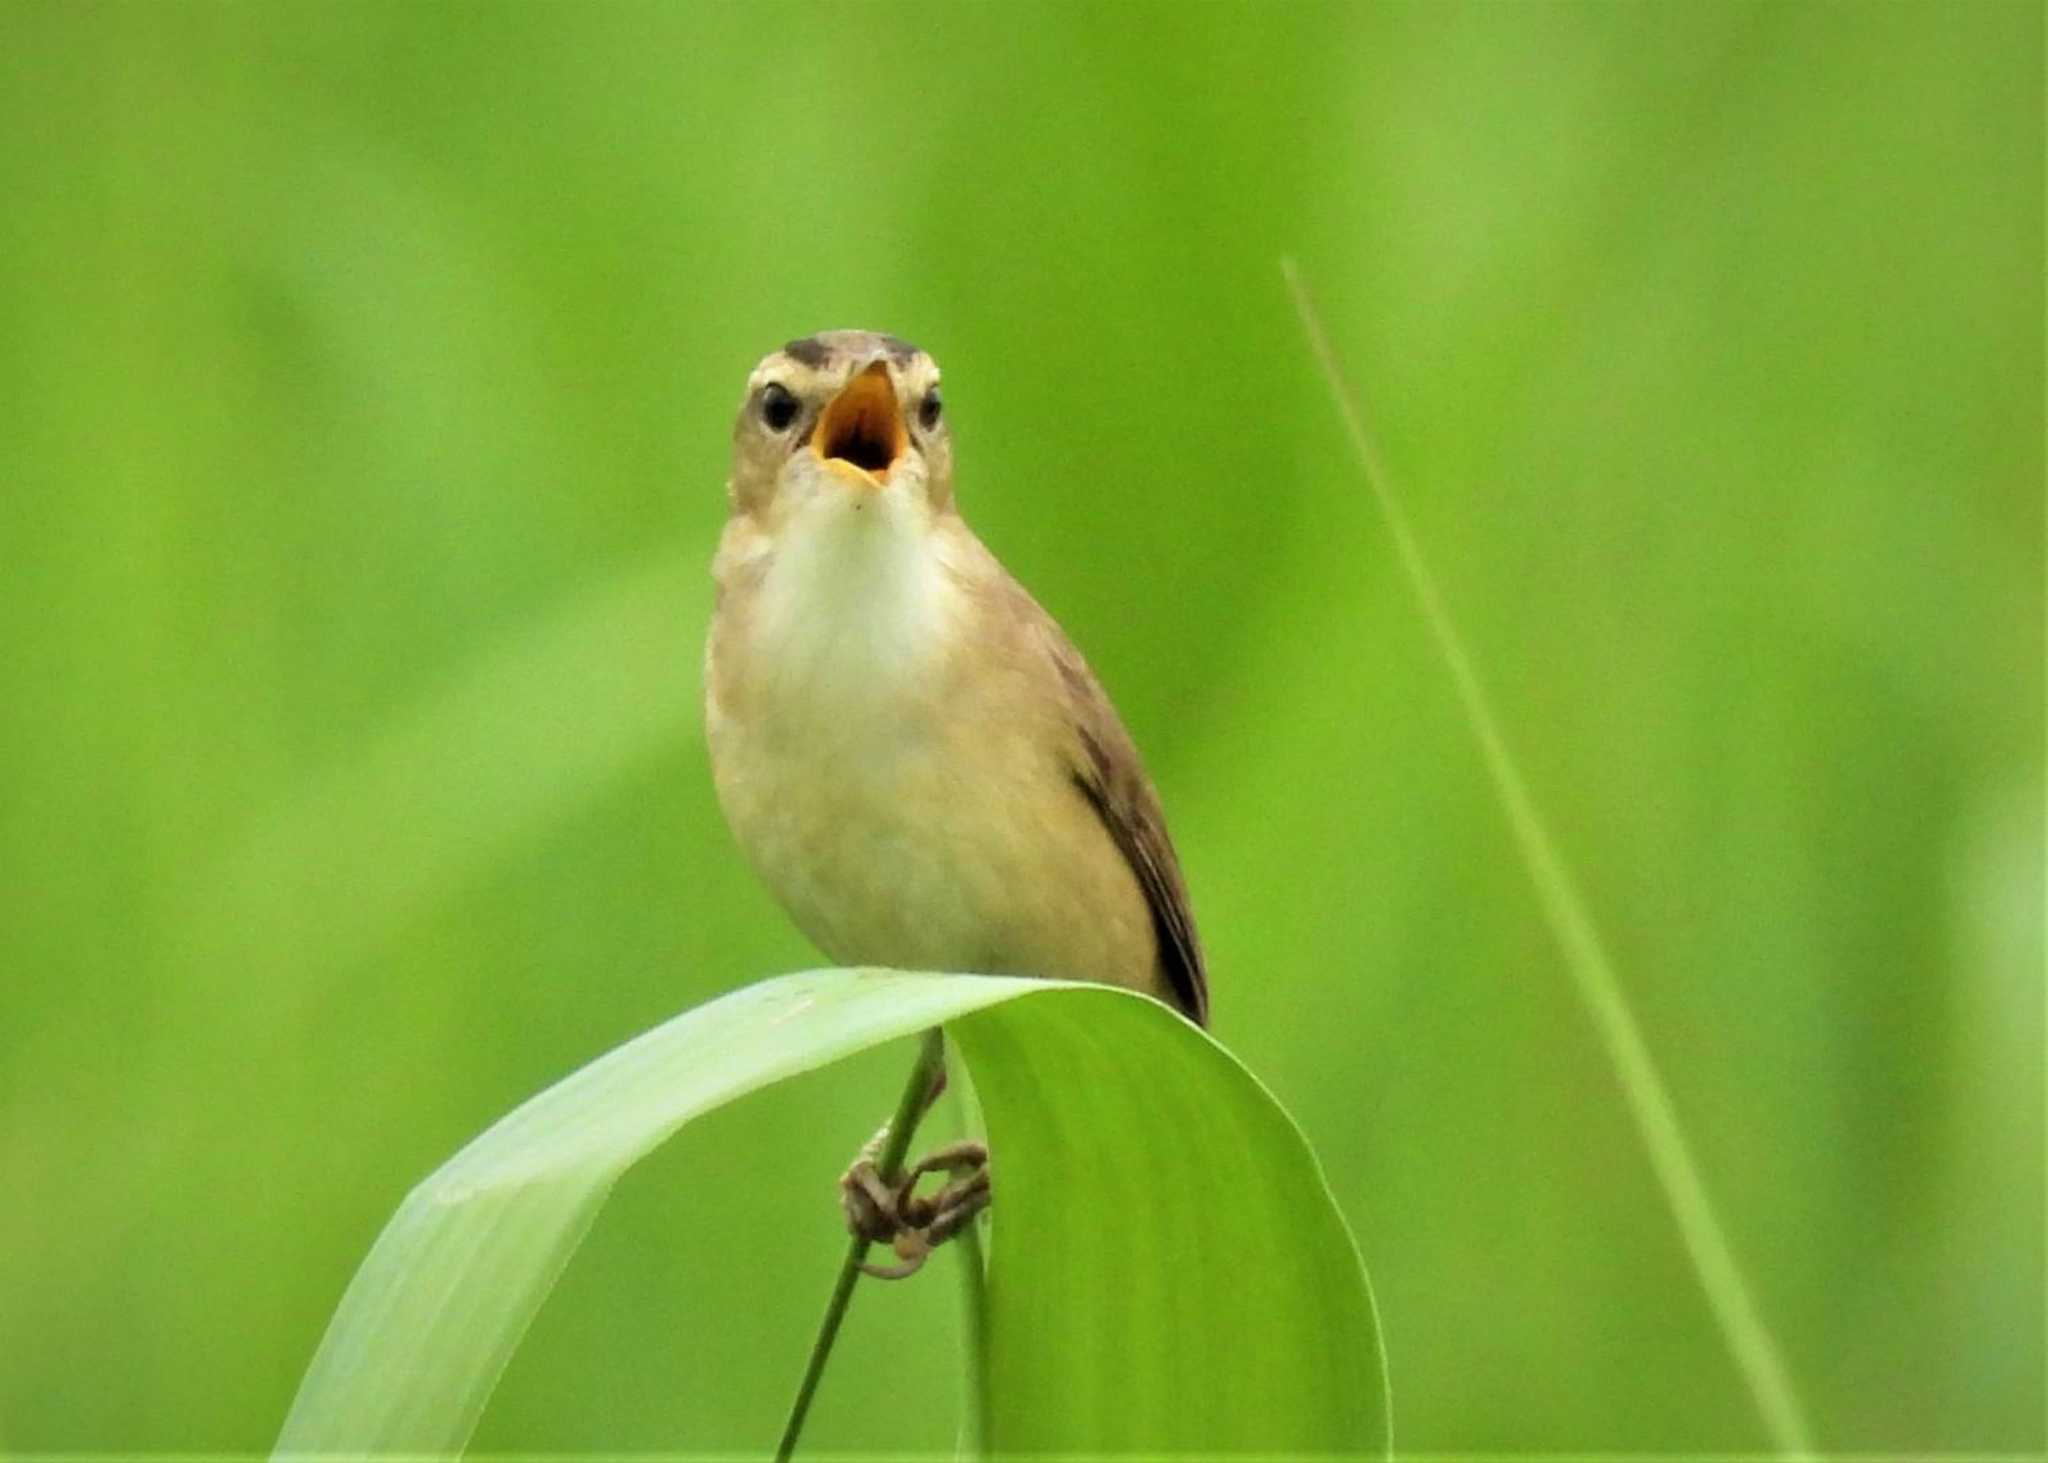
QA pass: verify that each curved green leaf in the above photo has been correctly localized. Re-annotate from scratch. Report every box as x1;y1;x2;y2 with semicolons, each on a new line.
955;989;1387;1455
272;970;1386;1458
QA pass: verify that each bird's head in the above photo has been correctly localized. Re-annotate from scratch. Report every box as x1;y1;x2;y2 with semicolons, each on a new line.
728;331;954;529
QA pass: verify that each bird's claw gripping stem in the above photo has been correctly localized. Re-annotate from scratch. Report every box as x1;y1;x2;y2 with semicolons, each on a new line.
839;1128;991;1280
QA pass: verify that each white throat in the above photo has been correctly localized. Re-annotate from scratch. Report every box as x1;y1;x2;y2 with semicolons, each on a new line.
748;489;959;729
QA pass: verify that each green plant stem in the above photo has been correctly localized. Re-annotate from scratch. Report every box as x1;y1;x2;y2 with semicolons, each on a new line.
953;1202;990;1458
773;1026;947;1463
1282;257;1817;1459
947;1056;991;1461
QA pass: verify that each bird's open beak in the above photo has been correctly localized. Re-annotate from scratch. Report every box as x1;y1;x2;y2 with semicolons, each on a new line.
812;360;908;490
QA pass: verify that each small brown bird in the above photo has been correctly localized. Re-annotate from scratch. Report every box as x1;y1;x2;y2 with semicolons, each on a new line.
706;331;1205;1272
705;331;1205;1028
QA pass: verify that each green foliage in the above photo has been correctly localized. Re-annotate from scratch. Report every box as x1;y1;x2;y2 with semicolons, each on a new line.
0;2;2038;1455
954;990;1386;1456
274;972;1386;1457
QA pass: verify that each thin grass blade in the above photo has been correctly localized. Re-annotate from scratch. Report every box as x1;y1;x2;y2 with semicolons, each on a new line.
1282;257;1814;1457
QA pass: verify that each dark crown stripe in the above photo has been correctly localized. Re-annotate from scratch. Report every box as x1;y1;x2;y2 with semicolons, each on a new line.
782;336;833;368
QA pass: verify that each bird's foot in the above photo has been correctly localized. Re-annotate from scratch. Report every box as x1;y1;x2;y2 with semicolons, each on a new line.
839;1128;991;1280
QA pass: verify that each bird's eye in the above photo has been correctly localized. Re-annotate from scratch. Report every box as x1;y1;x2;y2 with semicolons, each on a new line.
918;388;943;431
760;382;799;432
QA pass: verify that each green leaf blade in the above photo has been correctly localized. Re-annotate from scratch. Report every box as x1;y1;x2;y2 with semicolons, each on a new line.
275;969;1043;1455
273;971;1386;1458
955;988;1388;1456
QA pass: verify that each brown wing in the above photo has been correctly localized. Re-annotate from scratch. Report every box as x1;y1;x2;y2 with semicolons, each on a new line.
1046;635;1210;1028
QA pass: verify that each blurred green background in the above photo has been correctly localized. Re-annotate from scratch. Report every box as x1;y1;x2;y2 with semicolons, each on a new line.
1;2;2040;1455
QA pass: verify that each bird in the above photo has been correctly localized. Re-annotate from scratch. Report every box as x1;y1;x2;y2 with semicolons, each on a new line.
704;330;1205;1269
